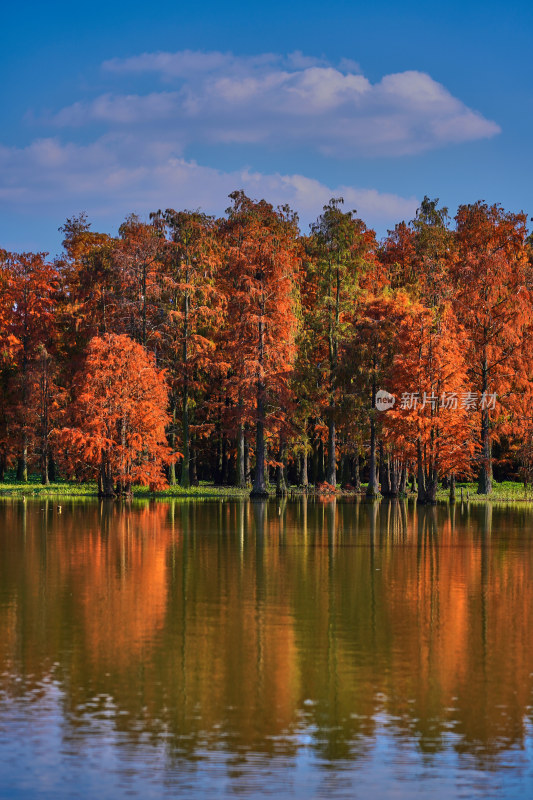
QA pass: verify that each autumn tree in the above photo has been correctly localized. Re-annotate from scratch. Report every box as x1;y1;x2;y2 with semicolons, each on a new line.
384;302;474;503
58;216;118;357
3;251;59;481
58;334;172;496
114;215;164;348
304;199;377;487
219;192;300;497
345;291;405;498
345;291;473;502
451;203;532;494
152;209;222;488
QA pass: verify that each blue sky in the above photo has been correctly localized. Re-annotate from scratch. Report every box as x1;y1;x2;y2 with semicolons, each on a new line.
2;0;531;254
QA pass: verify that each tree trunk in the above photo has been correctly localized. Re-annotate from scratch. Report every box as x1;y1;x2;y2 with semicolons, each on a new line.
244;432;251;486
180;392;190;488
48;452;57;482
389;458;401;497
236;422;246;488
478;352;492;494
300;448;309;489
16;441;27;483
353;456;361;493
190;437;198;485
449;472;456;504
317;438;325;483
478;411;492;494
340;453;351;488
251;314;269;498
416;438;426;504
379;442;391;496
221;437;230;485
98;458;115;498
275;439;289;497
311;422;319;484
168;398;177;486
425;469;438;504
326;407;336;486
366;382;379;498
399;464;407;496
251;411;268;497
41;452;49;486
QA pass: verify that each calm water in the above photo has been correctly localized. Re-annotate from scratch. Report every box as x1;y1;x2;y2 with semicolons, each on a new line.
1;498;533;799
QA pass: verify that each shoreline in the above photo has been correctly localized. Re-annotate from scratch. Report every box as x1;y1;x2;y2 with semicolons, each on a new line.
1;479;533;504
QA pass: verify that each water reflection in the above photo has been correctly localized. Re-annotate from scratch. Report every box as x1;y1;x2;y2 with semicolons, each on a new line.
1;498;533;796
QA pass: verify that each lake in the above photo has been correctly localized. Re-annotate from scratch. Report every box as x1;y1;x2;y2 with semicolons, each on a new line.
0;497;532;798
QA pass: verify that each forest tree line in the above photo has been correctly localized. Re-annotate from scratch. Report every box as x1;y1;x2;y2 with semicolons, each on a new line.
1;192;533;501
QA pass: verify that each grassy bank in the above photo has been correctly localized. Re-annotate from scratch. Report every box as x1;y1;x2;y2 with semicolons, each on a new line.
0;475;251;499
435;481;533;503
1;474;532;503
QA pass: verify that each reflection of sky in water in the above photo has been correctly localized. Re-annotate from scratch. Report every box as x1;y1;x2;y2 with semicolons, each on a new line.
1;688;531;799
1;499;533;798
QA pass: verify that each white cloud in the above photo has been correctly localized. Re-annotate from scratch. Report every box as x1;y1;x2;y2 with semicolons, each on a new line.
102;50;280;79
2;49;499;249
0;135;417;229
83;50;501;157
52;92;180;126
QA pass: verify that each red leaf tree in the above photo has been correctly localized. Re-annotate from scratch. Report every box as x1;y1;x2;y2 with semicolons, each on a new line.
451;203;532;494
219;192;300;497
59;334;172;496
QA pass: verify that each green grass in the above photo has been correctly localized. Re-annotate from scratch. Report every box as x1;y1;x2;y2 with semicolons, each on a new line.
2;472;533;503
134;482;251;499
0;473;255;499
436;480;533;503
0;476;96;497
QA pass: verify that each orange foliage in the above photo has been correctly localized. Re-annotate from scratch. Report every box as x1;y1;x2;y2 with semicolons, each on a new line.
58;334;173;494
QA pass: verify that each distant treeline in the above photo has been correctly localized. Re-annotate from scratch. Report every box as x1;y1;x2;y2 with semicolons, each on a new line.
1;192;532;500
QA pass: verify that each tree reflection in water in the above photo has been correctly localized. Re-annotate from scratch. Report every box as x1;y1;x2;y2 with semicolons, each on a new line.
1;497;533;780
